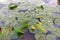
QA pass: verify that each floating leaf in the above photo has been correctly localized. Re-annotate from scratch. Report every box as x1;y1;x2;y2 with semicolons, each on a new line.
31;25;35;31
17;32;24;37
7;26;13;33
8;4;17;10
37;5;44;10
14;27;24;37
22;22;28;29
14;27;23;33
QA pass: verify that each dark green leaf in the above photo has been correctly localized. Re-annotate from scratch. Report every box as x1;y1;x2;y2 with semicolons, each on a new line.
22;22;28;29
8;4;17;10
17;32;24;37
37;5;44;9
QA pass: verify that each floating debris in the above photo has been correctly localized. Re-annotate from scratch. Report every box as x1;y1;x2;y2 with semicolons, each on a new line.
39;16;43;18
14;27;23;33
8;4;17;10
40;5;44;9
22;22;28;30
36;18;41;22
17;32;24;37
31;25;35;30
37;5;44;9
36;22;47;32
15;17;18;20
7;26;13;33
14;27;24;37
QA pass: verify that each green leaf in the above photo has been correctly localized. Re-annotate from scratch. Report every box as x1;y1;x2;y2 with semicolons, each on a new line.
14;27;24;37
22;22;28;29
14;27;23;33
37;5;44;9
8;4;17;10
17;32;24;37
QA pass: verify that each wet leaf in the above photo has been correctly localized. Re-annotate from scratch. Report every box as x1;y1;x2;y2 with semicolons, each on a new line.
8;4;17;10
22;22;28;29
17;32;24;37
37;5;44;9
